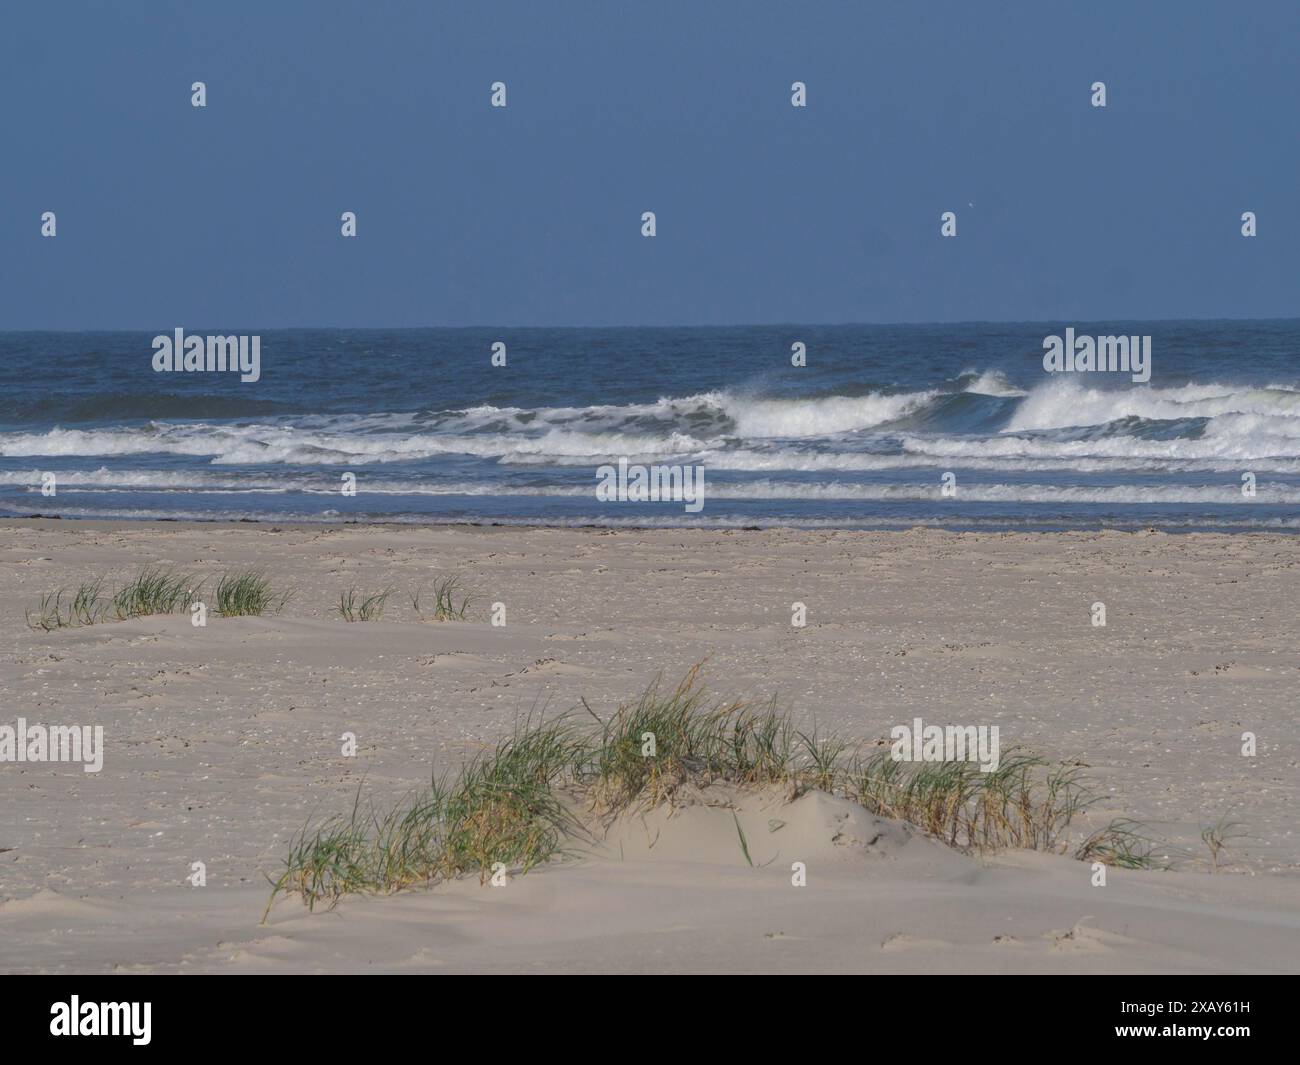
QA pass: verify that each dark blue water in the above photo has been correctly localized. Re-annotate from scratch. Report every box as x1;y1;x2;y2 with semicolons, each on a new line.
2;322;1298;530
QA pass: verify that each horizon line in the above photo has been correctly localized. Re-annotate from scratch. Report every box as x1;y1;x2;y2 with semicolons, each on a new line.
3;314;1300;334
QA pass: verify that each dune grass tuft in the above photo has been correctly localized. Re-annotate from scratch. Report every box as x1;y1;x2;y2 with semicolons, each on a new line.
27;567;287;629
1075;817;1161;869
579;663;794;810
111;567;199;620
264;664;1168;918
263;716;580;918
339;586;392;622
1199;817;1246;873
26;579;109;630
215;569;289;617
410;575;471;621
28;569;198;628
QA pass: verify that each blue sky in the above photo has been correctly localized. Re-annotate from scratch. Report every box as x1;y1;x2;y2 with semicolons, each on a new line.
1;0;1297;328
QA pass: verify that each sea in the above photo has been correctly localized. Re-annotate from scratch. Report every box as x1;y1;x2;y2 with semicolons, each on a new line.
2;321;1297;532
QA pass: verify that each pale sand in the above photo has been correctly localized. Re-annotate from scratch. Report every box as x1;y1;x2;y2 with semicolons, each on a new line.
1;519;1297;973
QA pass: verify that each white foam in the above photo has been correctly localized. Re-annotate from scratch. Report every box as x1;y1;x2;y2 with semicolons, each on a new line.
716;390;938;437
963;370;1027;397
1007;378;1300;432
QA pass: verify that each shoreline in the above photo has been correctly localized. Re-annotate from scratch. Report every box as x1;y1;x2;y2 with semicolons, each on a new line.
5;514;1298;537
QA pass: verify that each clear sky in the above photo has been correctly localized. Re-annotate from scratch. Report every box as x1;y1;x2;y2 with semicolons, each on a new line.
1;0;1297;329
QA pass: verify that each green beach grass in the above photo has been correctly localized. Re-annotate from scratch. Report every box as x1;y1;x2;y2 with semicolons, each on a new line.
263;664;1159;919
27;567;291;629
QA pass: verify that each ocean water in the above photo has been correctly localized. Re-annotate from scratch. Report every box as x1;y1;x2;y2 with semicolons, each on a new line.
2;322;1298;531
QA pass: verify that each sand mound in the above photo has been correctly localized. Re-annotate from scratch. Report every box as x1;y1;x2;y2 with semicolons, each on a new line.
581;786;975;877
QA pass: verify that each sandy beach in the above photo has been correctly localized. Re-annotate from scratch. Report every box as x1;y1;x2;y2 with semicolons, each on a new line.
0;519;1296;974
